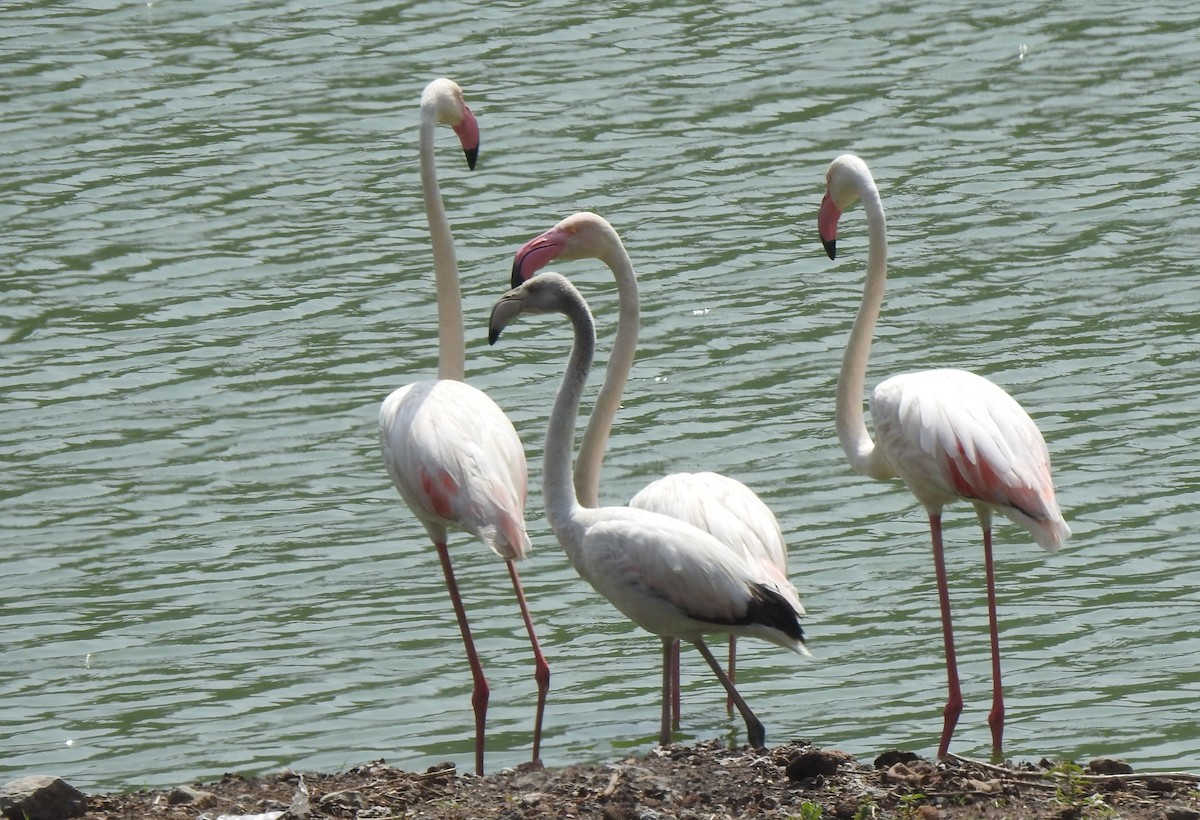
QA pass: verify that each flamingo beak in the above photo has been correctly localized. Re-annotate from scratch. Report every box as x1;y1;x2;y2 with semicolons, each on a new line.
453;104;480;171
818;192;841;260
511;233;565;289
488;289;525;345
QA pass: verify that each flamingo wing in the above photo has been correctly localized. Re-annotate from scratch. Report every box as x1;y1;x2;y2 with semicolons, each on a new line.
380;379;530;559
871;369;1069;550
630;471;790;575
576;507;806;651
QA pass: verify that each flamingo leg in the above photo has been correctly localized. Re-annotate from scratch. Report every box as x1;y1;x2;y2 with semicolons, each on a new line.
692;639;765;748
726;636;737;715
980;515;1005;762
659;638;674;746
929;513;963;759
506;560;550;767
434;542;489;776
671;639;682;730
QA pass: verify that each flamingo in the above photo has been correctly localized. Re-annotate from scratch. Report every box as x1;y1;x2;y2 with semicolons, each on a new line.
488;271;809;750
818;153;1070;760
377;78;548;776
510;212;795;730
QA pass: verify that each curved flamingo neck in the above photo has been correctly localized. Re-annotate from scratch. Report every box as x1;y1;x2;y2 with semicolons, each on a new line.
419;103;466;381
836;172;894;480
542;289;596;567
575;231;639;507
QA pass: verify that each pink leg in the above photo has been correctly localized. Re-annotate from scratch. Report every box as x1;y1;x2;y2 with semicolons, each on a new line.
726;637;737;715
659;638;673;746
434;542;489;776
929;513;963;759
671;639;682;730
506;561;550;767
981;521;1005;761
693;640;765;748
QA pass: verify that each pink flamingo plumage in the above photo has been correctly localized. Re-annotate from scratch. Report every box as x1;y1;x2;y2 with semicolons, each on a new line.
378;79;548;775
819;153;1070;760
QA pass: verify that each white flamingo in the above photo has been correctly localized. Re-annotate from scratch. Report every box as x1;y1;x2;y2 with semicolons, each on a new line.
377;78;548;775
819;153;1070;760
488;271;809;750
510;212;795;730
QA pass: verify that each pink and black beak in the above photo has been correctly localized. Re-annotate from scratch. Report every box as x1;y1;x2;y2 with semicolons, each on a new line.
510;229;566;289
818;192;841;260
452;104;480;171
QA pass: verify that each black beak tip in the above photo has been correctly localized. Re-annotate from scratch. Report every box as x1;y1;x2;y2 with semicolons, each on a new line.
822;238;837;260
488;327;500;345
509;264;523;290
465;146;479;171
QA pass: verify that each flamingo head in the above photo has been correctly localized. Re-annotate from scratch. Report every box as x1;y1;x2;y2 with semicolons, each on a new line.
820;153;874;260
489;271;583;344
509;212;618;288
488;286;525;345
424;78;480;170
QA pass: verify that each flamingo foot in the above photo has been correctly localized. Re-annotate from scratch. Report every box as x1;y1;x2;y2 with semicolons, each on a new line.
987;699;1005;763
937;691;963;759
470;678;490;776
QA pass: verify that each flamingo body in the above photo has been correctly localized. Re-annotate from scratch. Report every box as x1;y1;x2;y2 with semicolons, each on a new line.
567;504;805;650
380;379;529;558
630;472;791;587
869;369;1068;551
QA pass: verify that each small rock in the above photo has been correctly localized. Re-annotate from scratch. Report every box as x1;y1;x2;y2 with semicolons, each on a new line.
0;776;87;820
1165;809;1200;820
874;749;921;769
833;801;860;819
1087;758;1134;776
914;806;940;820
1146;778;1180;795
167;785;216;807
786;750;840;781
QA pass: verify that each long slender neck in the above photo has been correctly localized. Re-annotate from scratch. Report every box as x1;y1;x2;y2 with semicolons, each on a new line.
836;178;894;480
575;235;639;507
419;108;466;381
543;297;596;566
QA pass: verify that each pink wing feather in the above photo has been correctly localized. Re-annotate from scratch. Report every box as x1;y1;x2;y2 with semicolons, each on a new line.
380;379;529;559
871;368;1069;551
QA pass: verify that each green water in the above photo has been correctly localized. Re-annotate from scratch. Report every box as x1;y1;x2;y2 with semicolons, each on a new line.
3;0;1199;791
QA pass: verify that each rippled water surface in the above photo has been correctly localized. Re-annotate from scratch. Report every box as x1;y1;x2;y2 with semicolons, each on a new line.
4;0;1200;791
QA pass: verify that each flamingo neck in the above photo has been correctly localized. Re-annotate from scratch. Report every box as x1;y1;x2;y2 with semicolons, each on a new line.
575;234;639;507
836;177;894;480
543;291;596;568
419;108;466;381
